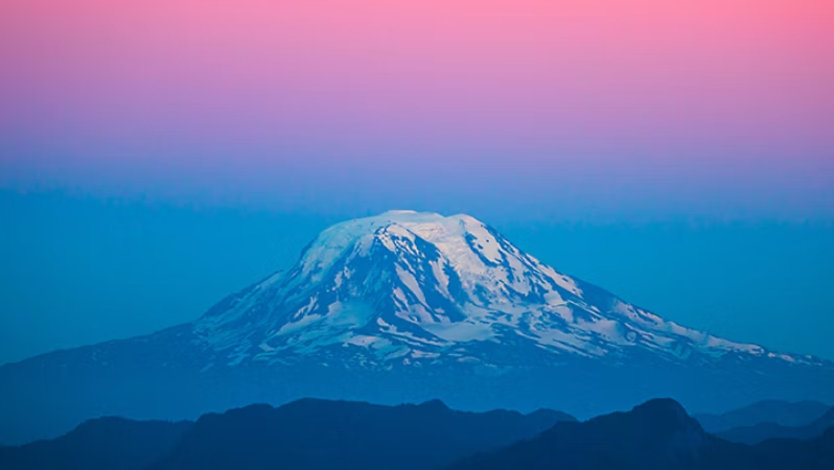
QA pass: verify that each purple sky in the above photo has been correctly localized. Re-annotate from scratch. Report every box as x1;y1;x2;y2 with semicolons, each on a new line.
1;0;833;220
0;1;833;364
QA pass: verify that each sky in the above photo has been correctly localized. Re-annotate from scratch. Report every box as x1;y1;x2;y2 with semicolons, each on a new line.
0;0;833;363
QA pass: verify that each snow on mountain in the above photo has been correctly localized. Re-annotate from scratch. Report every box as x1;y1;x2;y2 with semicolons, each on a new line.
3;210;832;445
192;210;801;369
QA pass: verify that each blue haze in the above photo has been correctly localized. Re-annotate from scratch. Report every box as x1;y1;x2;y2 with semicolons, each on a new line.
1;189;833;364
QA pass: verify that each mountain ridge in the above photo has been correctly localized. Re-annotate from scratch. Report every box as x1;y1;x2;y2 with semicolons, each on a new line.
7;397;831;470
191;210;812;369
0;398;574;470
695;400;832;434
716;407;834;444
448;398;834;470
1;210;832;444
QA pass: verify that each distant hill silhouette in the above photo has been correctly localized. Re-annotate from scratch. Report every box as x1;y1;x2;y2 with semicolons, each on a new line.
0;417;191;470
151;398;573;470
695;400;831;433
448;399;834;470
4;397;833;470
716;407;834;444
0;398;573;470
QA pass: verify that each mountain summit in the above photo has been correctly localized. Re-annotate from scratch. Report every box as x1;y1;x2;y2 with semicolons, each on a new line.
195;210;799;368
1;211;832;444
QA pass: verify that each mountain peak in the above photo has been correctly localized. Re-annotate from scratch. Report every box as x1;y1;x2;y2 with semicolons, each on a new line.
633;398;689;414
304;210;490;260
630;399;695;429
416;399;451;411
292;211;498;286
193;211;796;371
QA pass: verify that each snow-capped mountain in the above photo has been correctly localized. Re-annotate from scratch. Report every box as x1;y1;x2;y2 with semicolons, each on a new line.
193;210;804;369
1;210;832;445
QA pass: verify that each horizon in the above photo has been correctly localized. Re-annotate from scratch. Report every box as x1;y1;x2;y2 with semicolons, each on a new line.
11;394;831;426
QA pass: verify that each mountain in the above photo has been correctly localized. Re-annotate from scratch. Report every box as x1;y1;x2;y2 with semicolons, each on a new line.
449;398;741;470
448;399;834;470
0;417;192;470
5;397;834;470
152;398;573;470
716;407;834;445
193;211;783;365
695;400;832;434
2;211;833;444
0;399;574;470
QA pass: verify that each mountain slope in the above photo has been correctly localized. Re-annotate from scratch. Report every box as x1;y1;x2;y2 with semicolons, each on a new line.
448;399;834;470
0;417;192;470
716;407;834;444
194;211;794;367
153;398;573;470
695;400;832;433
1;211;833;444
0;399;573;470
449;399;741;470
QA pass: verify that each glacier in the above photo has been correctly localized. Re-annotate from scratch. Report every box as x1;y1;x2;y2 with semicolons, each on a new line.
194;210;807;367
1;210;832;444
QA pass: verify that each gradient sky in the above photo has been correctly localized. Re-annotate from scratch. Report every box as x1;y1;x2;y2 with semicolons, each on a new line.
0;1;833;363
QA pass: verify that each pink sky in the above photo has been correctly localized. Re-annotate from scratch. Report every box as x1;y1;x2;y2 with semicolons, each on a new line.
1;0;832;216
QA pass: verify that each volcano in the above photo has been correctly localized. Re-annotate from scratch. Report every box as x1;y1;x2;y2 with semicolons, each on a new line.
2;211;832;444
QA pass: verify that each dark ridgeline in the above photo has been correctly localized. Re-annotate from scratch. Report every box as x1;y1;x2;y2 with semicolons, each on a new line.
448;399;834;470
150;398;573;470
3;397;834;470
0;418;192;470
0;398;574;470
715;407;834;445
694;400;832;434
